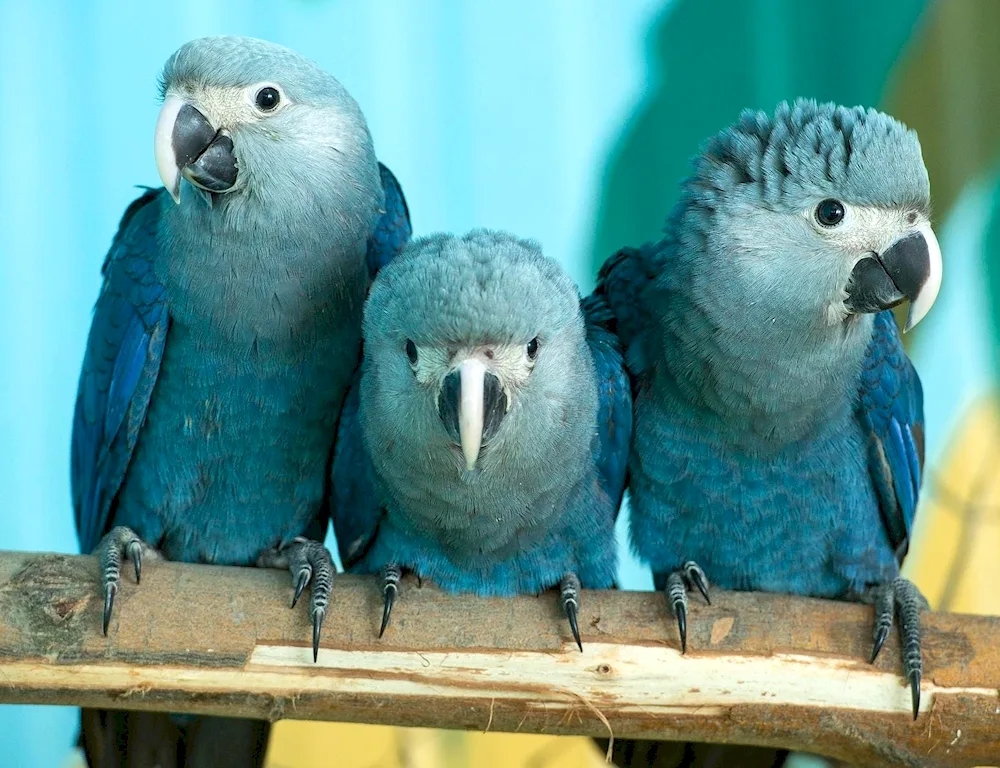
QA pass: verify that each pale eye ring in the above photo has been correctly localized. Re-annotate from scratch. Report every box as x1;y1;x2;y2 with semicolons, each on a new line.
814;199;846;227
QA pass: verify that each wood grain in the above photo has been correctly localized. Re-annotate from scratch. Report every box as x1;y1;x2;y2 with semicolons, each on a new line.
0;551;996;767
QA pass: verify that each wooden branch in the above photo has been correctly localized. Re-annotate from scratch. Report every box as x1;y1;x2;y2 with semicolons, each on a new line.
0;552;996;767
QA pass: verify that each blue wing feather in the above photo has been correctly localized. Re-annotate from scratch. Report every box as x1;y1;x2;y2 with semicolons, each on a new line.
366;163;412;278
72;188;169;554
855;310;925;564
330;378;383;569
332;162;412;569
593;244;662;379
580;291;633;518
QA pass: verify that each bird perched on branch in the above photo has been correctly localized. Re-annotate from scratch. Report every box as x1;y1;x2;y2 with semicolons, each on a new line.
71;36;410;767
331;230;631;648
596;99;940;727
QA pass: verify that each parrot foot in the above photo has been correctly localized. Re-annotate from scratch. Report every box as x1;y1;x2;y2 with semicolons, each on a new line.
96;526;151;636
559;573;583;652
379;563;402;638
664;560;711;654
869;577;928;720
258;538;333;662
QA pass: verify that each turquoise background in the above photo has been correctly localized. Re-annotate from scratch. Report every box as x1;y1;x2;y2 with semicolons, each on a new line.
2;1;996;765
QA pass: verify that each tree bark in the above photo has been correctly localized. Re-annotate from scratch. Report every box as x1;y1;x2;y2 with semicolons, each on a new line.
0;551;996;767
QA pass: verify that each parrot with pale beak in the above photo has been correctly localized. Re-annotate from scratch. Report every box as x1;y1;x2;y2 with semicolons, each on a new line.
71;36;410;766
596;100;941;738
331;230;631;648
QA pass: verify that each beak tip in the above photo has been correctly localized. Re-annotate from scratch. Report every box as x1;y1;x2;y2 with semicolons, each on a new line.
903;223;943;332
902;305;922;333
462;431;481;472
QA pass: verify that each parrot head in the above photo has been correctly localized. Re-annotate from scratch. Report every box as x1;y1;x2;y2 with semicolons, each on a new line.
362;230;595;475
675;99;942;333
154;36;376;210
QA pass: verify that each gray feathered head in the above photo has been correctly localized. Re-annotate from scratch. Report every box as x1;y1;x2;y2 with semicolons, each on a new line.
363;229;596;475
670;99;941;332
153;36;379;227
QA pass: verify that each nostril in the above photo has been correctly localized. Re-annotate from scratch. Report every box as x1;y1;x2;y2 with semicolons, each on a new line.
484;349;494;359
907;212;917;225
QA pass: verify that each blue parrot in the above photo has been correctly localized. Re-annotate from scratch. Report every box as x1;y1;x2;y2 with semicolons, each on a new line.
71;37;411;766
596;100;941;720
331;230;631;648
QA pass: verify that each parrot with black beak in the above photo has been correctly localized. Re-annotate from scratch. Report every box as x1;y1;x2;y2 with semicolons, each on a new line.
597;100;941;728
71;36;410;766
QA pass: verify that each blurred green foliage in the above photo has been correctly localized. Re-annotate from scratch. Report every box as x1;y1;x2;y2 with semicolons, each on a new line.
589;0;927;285
883;0;1000;372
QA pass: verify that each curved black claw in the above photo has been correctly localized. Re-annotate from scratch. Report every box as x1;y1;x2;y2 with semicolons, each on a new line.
868;577;925;720
870;581;895;664
896;578;924;720
102;583;116;636
96;526;145;636
379;564;402;639
870;625;890;664
665;570;689;654
132;543;143;585
312;608;325;663
379;588;395;639
683;561;711;605
261;538;334;663
560;573;583;652
565;603;582;652
676;602;687;655
909;670;921;721
291;569;310;609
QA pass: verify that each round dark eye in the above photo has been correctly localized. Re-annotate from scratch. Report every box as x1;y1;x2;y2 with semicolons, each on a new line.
526;337;539;360
405;339;418;365
255;87;280;112
815;198;845;227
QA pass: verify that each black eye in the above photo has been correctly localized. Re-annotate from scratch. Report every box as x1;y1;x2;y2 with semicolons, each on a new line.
405;339;418;365
526;337;539;360
815;198;845;227
255;86;280;112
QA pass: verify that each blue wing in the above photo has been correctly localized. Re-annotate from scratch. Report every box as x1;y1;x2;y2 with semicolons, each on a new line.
332;162;412;570
580;291;633;518
855;310;925;565
72;188;169;554
593;243;662;379
366;163;412;278
330;378;382;569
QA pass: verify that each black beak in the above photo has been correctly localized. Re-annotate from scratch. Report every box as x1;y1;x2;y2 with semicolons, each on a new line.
174;104;238;195
155;96;238;203
438;365;506;470
845;227;942;331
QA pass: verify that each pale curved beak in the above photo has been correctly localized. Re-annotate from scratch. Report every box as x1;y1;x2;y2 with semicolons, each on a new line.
904;222;942;332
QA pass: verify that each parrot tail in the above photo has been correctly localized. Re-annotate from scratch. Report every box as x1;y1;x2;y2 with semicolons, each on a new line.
79;709;271;768
595;738;791;768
